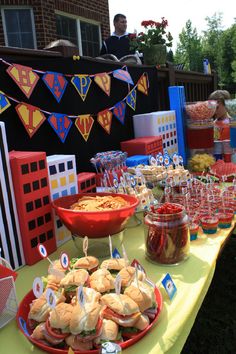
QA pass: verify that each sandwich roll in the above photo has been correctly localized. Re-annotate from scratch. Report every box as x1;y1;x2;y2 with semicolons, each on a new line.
71;256;99;272
133;314;150;330
124;280;155;312
31;322;46;340
60;269;89;288
65;335;93;351
90;269;114;293
94;319;121;347
101;293;141;327
100;258;126;272
48;302;73;332
117;266;146;287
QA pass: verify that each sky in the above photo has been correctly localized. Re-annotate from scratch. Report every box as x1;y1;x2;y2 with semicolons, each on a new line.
108;0;235;50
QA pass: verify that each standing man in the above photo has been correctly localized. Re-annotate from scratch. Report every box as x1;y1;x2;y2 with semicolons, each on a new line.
100;14;132;59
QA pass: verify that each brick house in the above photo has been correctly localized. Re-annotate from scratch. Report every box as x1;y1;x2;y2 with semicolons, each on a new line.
0;0;110;56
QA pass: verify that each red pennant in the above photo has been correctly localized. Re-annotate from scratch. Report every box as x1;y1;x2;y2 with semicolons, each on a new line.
97;109;112;134
15;103;46;137
75;115;94;142
7;64;39;98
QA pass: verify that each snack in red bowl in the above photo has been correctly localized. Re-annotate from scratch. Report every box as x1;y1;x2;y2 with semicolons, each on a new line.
52;193;139;238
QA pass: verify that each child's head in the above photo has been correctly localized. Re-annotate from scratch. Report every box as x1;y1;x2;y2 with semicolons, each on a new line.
208;90;231;119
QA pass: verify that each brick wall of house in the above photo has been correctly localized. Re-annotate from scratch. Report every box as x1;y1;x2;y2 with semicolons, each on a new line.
0;0;110;49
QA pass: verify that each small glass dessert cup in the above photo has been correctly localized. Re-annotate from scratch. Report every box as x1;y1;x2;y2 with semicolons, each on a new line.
189;220;199;241
200;215;219;235
216;207;234;228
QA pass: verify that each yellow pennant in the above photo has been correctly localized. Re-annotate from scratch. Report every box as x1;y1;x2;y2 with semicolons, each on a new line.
97;109;112;134
68;348;75;354
94;73;111;96
75;114;94;142
137;73;148;95
15;103;46;137
71;75;92;101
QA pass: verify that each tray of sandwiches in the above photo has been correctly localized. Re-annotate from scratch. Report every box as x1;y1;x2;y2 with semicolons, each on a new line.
16;256;163;353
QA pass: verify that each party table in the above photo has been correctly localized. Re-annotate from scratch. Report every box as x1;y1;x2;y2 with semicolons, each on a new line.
0;218;234;354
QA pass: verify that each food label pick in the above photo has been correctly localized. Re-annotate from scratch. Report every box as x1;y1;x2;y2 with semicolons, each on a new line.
77;285;85;307
32;277;43;298
131;259;146;274
161;273;177;300
115;274;122;295
60;252;69;270
109;235;113;258
112;247;121;258
121;243;129;266
83;236;88;257
37;244;47;258
45;288;56;308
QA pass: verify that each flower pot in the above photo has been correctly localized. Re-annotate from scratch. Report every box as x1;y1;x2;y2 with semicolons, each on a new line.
143;44;167;65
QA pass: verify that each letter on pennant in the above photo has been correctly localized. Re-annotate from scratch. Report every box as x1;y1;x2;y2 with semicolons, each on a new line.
94;73;111;96
48;113;72;143
97;109;112;134
113;69;134;85
0;91;11;114
71;75;92;101
42;71;68;102
7;64;39;98
126;89;137;111
75;114;94;142
137;73;149;95
15;103;46;138
113;101;126;125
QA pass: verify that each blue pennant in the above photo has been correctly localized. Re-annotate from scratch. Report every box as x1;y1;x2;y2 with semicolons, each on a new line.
126;89;137;111
113;101;126;125
0;91;11;113
48;113;72;143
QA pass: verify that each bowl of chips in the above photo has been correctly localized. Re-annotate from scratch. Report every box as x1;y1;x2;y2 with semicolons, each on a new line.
52;192;139;237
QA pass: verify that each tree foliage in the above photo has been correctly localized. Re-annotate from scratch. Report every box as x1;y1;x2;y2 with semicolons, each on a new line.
173;13;236;93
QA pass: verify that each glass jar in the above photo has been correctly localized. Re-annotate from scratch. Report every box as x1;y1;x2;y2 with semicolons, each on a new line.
186;119;214;149
144;203;190;265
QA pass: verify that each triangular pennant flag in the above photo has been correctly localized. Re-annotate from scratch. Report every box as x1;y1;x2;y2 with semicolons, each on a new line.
15;103;46;138
0;91;11;114
75;114;94;142
48;113;72;143
126;89;137;111
113;101;126;125
94;73;111;96
137;73;149;95
97;109;112;134
71;75;92;101
42;71;68;103
113;69;134;85
7;64;39;98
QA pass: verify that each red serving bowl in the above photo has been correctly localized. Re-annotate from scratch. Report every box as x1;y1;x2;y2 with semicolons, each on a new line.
52;193;139;238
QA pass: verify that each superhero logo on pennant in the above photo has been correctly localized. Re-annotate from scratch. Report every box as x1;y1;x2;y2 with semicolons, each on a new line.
15;103;46;138
0;91;11;114
7;64;39;98
94;73;111;96
126;89;137;111
113;101;126;125
97;109;112;134
71;75;92;101
42;71;68;103
137;73;149;95
113;69;134;85
48;113;72;143
75;114;94;142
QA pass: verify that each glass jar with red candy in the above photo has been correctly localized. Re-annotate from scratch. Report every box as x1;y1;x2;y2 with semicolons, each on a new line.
144;203;190;265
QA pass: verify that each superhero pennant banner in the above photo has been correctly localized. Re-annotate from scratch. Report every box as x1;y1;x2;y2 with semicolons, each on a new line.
1;58;148;101
0;73;143;142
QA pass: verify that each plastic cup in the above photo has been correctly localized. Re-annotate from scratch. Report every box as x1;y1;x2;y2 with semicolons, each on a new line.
189;222;199;241
200;215;219;234
216;208;234;228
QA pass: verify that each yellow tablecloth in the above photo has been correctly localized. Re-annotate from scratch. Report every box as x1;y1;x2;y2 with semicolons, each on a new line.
0;219;234;354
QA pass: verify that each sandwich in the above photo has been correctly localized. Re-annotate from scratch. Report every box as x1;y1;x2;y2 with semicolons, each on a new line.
101;293;141;327
89;269;115;293
43;274;62;292
117;266;146;287
28;291;65;329
43;302;73;345
65;335;93;351
70;256;99;273
124;280;156;312
70;302;102;342
100;258;127;274
60;269;89;298
94;319;122;347
71;286;101;306
121;314;150;339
